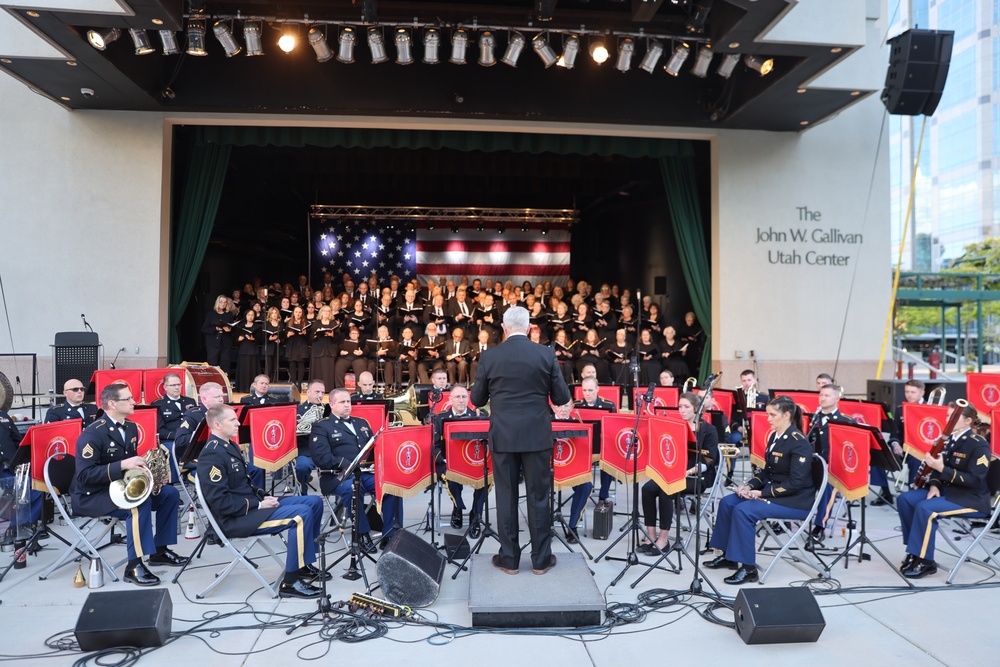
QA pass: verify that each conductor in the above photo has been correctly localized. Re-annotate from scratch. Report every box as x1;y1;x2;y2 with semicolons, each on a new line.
469;306;571;575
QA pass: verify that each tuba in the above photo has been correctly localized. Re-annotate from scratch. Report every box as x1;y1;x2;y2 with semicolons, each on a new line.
389;385;418;426
927;386;946;406
110;448;168;510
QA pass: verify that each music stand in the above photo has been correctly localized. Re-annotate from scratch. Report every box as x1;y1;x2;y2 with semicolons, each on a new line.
325;428;381;590
824;423;912;587
450;428;499;579
549;423;593;560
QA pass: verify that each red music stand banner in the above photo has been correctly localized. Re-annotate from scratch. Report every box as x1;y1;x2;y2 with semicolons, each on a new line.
573;384;620;408
645;416;690;496
774;390;820;414
142;368;179;404
247;405;298;471
552;422;593;490
90;370;143;405
131;407;159;456
633;386;680;415
966;373;1000;416
991;409;1000;459
20;420;80;493
444;420;492;488
351;404;388;437
902;403;948;460
840;399;887;429
827;423;873;501
696;388;734;422
599;414;649;483
375;425;432;505
749;410;772;468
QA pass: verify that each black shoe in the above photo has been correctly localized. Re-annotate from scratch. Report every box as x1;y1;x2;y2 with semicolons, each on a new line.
491;553;519;575
871;490;894;507
809;525;826;542
724;565;759;585
532;554;557;575
705;554;738;569
900;554;915;571
468;514;482;539
279;578;323;599
565;529;579;544
148;548;190;567
379;536;390;550
205;530;220;546
124;562;160;586
300;564;332;582
768;521;785;535
902;558;938;579
359;532;377;554
451;508;463;529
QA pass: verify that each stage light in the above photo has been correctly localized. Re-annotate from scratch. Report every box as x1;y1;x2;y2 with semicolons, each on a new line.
185;19;207;56
452;224;460;233
427;222;435;230
212;21;241;57
244;21;264;56
368;28;388;63
716;52;739;78
590;39;609;64
158;30;179;55
638;40;663;73
521;224;528;232
87;28;120;51
663;43;689;76
686;0;713;34
501;32;525;67
533;33;558;68
478;31;496;66
557;34;579;69
541;224;549;235
744;54;773;75
423;28;440;64
277;24;298;53
614;38;635;72
395;28;413;65
308;27;332;62
450;29;469;64
497;225;505;234
337;27;356;63
476;222;485;231
128;29;154;55
690;45;713;77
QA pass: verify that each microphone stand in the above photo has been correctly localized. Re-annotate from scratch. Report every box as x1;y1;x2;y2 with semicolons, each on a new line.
287;524;341;634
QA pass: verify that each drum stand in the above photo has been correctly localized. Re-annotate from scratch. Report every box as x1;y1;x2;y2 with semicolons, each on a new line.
287;526;340;634
451;440;499;579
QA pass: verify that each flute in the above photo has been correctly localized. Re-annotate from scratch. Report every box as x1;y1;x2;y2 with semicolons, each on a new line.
726;484;771;504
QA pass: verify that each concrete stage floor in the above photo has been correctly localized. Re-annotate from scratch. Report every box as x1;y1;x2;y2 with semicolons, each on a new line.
1;480;997;666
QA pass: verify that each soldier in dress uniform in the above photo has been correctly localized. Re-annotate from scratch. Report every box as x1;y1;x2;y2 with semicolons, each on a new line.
575;377;618;507
886;379;926;494
197;404;327;598
151;372;196;482
705;395;816;584
895;401;992;578
431;385;488;536
73;383;188;586
45;379;98;425
808;383;855;543
240;375;277;406
350;371;383;401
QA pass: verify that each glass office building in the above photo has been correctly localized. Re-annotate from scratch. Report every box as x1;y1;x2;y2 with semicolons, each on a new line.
889;0;999;270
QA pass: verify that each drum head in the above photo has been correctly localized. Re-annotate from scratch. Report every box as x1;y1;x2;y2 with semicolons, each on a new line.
0;371;13;412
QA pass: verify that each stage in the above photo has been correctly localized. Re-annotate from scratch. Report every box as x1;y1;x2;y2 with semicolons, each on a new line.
0;485;996;666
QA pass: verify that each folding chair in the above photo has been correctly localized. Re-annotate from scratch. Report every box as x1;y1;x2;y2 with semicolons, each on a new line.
682;467;727;551
757;454;829;584
939;458;1000;584
170;444;206;532
38;454;124;583
193;475;286;599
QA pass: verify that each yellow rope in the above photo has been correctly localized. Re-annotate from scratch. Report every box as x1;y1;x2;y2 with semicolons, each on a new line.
877;116;928;379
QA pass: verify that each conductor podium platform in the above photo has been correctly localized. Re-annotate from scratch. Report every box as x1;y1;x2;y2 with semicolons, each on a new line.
468;552;604;628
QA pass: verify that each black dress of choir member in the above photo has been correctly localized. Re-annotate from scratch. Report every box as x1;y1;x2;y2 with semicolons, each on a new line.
575;329;611;384
202;294;235;371
528;301;550;337
896;402;991;579
643;303;663;338
197;404;326;599
640;393;718;554
45;379;99;425
606;328;633;387
348;299;371;334
552;329;576;386
375;293;398;338
261;307;284;381
284;306;311;386
617;304;640;344
371;325;398;389
416;323;445;384
73;383;188;586
334;326;369;389
309;306;340;391
706;396;815;584
635;329;662;386
660;326;690;379
593;301;618;341
444;327;472;386
432;385;488;534
235;309;260;392
571;302;593;342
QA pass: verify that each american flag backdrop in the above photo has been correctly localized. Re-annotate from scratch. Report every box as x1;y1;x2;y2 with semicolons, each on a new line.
311;219;417;285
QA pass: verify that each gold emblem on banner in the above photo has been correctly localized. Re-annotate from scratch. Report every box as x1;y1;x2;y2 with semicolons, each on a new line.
209;466;223;483
82;444;94;459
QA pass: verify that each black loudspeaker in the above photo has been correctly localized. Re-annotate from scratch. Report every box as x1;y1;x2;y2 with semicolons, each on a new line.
733;588;825;645
75;589;172;651
881;28;954;116
653;276;667;295
376;529;445;608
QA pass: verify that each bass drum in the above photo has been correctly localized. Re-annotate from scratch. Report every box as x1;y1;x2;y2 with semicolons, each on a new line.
0;371;12;412
174;363;232;402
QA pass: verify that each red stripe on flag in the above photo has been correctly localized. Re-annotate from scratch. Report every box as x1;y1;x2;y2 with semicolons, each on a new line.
417;240;572;253
415;263;569;276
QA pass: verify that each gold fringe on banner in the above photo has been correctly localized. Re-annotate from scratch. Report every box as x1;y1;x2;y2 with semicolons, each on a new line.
553;471;593;491
444;470;491;489
599;460;647;485
829;477;868;502
248;444;298;472
380;474;432;500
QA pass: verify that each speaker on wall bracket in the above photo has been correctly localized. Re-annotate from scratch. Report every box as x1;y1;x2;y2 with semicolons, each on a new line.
881;28;954;117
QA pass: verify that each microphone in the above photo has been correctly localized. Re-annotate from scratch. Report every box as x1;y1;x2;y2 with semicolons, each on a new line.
109;346;125;370
81;313;92;332
644;382;656;404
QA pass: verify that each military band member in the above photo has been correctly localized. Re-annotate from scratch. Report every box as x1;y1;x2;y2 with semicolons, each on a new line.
294;379;327;494
730;369;769;445
575;378;618;507
198;404;327;598
432;385;488;536
886;379;926;494
45;379;99;425
705;395;815;584
809;384;855;542
896;402;991;578
240;374;276;406
351;371;383;401
73;383;188;586
152;372;196;482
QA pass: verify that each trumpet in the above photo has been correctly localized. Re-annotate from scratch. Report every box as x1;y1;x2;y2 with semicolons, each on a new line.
718;443;741;458
681;377;698;393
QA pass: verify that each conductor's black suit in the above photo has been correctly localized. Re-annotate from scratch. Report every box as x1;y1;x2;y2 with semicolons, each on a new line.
469;332;571;571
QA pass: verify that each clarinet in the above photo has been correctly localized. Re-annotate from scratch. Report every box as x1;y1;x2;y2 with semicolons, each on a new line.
913;399;968;489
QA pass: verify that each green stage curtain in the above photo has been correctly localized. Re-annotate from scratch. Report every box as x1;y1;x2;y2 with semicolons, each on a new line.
194;126;692;159
659;156;711;382
168;142;232;363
